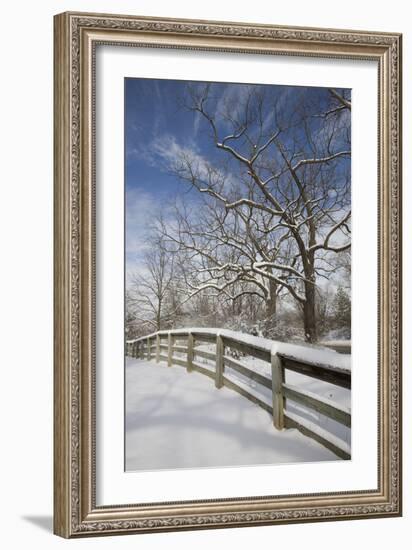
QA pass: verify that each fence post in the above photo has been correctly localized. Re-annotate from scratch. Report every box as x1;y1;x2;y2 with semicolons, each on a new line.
271;350;284;430
215;334;224;388
187;333;194;372
167;333;173;367
156;334;160;363
147;337;151;360
139;341;144;360
133;342;137;358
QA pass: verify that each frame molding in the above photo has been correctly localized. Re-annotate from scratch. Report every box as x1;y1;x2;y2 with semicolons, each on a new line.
54;11;402;538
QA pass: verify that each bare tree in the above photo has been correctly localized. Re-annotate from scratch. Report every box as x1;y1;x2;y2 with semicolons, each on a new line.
127;237;175;332
158;84;351;342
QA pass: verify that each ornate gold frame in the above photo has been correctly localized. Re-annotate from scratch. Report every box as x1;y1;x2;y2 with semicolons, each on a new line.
53;11;402;538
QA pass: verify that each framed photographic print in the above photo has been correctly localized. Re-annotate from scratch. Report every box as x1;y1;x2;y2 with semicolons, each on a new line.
53;11;402;538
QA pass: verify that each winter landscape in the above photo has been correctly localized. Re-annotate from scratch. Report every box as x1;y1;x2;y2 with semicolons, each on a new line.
124;78;352;471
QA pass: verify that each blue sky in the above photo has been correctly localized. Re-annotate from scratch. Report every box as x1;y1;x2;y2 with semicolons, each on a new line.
125;78;351;276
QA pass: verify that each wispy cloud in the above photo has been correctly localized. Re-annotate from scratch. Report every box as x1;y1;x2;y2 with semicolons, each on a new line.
151;134;206;171
126;186;178;280
192;110;202;140
313;105;351;151
126;188;162;259
214;83;252;122
151;134;241;197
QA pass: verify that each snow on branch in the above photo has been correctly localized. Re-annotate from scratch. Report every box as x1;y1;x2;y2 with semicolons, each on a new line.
291;150;351;171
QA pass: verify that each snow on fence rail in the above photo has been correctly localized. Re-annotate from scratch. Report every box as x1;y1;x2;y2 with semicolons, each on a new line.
126;328;351;460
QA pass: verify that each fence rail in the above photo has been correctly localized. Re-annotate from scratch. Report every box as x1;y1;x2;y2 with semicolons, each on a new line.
126;329;351;460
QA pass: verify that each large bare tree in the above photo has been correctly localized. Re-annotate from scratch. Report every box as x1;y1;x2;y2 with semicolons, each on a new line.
158;84;351;342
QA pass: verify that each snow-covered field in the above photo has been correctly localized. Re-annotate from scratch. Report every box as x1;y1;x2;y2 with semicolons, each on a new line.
125;356;346;472
175;335;351;449
223;353;351;446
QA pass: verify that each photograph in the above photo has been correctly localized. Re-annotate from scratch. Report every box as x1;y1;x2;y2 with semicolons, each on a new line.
124;78;352;471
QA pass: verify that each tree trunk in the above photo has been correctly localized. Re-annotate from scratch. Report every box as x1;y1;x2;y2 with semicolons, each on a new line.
156;300;161;331
303;280;317;343
266;280;277;318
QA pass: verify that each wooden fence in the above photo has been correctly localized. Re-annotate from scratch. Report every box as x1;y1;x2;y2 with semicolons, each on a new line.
126;329;351;460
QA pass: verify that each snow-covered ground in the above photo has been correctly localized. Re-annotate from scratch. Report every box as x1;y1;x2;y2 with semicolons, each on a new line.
224;353;351;446
125;357;342;472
